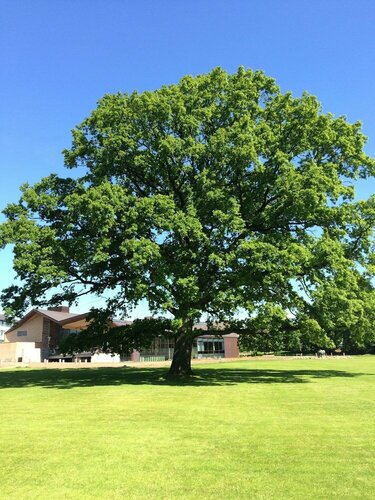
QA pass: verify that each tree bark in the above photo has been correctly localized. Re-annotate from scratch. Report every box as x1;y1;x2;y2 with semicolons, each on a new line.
168;330;194;377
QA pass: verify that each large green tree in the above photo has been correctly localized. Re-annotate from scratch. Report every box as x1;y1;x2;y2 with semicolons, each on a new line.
1;67;375;375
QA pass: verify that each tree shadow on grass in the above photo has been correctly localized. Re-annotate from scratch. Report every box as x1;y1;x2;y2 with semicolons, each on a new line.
0;365;369;390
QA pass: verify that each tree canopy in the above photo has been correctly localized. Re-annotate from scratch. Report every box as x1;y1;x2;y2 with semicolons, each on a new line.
1;67;375;374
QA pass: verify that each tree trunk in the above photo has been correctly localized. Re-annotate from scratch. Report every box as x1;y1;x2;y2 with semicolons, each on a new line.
168;331;194;377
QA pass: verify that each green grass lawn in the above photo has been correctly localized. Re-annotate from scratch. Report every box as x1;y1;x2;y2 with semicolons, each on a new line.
0;357;374;499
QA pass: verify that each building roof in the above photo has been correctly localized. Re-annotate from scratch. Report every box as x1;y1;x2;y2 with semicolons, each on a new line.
193;322;227;331
5;308;134;334
59;313;90;329
37;309;79;322
5;309;87;334
193;322;238;338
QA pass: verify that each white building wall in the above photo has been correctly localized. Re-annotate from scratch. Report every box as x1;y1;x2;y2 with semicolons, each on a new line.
0;314;11;343
91;352;121;363
0;342;41;363
16;343;41;363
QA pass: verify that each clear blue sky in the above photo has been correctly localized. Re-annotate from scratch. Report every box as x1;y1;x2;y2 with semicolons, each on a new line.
1;0;375;315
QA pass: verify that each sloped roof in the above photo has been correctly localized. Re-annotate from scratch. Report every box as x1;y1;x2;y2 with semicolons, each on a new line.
5;309;87;334
60;316;133;330
193;322;238;337
59;313;90;326
193;322;226;331
38;309;82;322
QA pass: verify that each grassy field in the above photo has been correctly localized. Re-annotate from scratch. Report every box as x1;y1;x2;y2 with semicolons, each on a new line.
0;357;374;499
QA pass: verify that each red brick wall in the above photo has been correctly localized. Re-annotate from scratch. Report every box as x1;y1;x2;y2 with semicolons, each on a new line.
131;350;140;361
223;336;239;358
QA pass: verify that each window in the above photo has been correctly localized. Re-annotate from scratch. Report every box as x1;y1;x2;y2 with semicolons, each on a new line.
197;338;224;354
17;331;27;337
159;337;175;349
64;329;79;334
